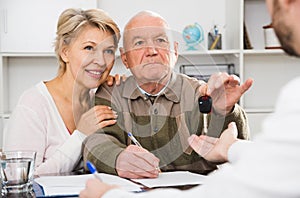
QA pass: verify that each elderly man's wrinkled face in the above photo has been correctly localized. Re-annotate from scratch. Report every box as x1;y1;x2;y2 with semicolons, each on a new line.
121;16;178;85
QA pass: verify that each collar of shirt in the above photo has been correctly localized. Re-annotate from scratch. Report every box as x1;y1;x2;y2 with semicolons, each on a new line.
136;78;170;97
122;72;192;103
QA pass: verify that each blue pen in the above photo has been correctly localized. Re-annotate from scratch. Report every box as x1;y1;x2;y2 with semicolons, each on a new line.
127;132;142;147
86;161;102;181
213;25;219;36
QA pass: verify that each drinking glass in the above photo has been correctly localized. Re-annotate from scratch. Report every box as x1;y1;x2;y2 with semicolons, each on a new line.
0;151;36;195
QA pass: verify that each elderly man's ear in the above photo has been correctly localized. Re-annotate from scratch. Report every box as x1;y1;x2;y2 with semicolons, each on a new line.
119;47;129;69
173;41;179;57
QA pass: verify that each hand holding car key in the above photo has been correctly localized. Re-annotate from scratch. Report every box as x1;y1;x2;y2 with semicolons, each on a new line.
198;95;212;135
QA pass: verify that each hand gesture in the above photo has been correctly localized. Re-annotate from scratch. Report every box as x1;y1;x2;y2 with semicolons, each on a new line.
188;122;239;163
199;73;253;115
76;105;117;136
116;145;160;179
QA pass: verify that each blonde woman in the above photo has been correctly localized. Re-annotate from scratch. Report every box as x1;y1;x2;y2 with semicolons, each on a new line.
3;8;121;176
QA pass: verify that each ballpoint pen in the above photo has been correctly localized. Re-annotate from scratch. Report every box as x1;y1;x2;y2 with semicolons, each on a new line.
127;132;142;147
86;161;102;181
127;132;161;172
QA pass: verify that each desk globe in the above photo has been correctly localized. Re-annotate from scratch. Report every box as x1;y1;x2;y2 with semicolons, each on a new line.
182;23;204;50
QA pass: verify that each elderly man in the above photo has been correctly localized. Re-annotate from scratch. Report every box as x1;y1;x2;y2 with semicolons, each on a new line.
80;0;300;197
83;10;252;179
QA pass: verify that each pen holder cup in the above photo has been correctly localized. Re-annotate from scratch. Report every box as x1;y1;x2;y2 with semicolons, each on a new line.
208;33;222;50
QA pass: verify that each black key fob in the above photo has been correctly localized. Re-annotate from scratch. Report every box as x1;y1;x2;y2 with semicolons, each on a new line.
198;96;212;114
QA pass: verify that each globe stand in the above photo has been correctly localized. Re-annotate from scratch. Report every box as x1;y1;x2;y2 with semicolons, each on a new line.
186;44;199;51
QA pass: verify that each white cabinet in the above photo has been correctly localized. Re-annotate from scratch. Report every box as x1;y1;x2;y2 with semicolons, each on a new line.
0;0;97;52
1;0;300;146
1;55;58;113
243;53;300;110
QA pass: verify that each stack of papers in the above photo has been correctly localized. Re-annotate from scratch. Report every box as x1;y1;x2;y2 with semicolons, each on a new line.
132;171;207;188
34;173;143;197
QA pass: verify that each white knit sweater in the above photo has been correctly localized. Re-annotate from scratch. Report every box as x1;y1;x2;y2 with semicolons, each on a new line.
3;81;86;176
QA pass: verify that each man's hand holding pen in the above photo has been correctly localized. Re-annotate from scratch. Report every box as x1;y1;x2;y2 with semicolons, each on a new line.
116;144;160;179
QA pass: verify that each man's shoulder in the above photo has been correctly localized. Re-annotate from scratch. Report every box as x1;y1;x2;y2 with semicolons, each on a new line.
177;73;204;85
174;73;204;92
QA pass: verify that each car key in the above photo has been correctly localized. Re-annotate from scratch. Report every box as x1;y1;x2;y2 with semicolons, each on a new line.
198;95;212;135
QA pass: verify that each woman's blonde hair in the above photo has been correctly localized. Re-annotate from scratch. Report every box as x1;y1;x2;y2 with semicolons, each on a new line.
54;8;120;76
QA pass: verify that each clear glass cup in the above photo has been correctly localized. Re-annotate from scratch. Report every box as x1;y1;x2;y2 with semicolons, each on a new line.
0;151;36;195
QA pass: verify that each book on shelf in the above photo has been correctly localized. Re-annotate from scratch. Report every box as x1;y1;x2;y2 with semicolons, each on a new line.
244;22;253;50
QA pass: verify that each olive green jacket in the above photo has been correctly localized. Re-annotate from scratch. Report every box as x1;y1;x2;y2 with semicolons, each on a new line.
83;72;250;175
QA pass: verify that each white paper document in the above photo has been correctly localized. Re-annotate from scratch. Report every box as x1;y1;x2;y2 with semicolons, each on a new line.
34;173;143;197
132;171;207;188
